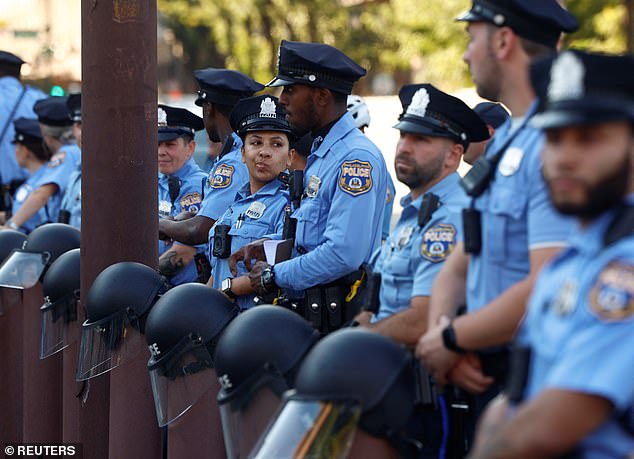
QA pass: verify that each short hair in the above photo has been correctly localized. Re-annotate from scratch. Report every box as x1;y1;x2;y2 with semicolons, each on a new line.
485;23;555;59
40;124;75;145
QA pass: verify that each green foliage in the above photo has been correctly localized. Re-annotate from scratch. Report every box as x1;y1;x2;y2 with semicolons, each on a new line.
158;0;631;94
566;0;627;52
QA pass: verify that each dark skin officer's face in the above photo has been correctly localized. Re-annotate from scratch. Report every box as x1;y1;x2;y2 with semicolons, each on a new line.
278;84;320;137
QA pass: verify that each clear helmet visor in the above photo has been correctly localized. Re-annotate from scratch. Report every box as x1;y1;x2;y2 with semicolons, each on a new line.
39;292;80;359
250;397;362;459
219;384;285;459
148;335;217;427
75;310;145;381
0;249;50;289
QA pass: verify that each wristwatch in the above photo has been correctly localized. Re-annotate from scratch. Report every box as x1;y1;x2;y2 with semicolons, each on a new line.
442;322;467;354
221;277;237;300
260;265;277;294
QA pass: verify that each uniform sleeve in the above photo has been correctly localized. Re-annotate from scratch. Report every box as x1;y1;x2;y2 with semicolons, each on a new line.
40;152;79;193
545;258;634;410
382;177;396;240
275;150;387;290
525;137;574;249
411;211;462;298
199;158;249;221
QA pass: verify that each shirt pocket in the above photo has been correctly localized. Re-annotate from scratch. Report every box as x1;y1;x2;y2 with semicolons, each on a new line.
229;220;271;248
292;199;322;250
485;178;529;263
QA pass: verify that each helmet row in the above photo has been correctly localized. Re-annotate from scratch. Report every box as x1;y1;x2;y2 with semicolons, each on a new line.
0;223;420;458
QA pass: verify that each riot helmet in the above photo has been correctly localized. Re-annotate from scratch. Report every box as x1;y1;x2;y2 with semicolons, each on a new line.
40;248;80;359
0;229;27;263
214;305;319;459
0;223;80;289
251;328;418;459
76;261;169;381
145;283;239;427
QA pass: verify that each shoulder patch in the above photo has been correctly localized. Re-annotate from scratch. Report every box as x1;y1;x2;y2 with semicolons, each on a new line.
180;192;202;213
421;223;457;263
588;261;634;321
48;152;66;168
210;164;234;189
339;160;373;197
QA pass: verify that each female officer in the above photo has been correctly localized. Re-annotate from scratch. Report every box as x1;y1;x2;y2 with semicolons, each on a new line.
208;95;293;310
2;97;81;232
1;117;51;233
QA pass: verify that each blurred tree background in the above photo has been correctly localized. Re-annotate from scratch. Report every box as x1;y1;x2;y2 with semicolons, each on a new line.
157;0;634;94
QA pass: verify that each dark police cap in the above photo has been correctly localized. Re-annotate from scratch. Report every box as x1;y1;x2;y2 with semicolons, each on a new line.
229;95;293;139
194;68;264;107
157;104;204;142
531;50;634;129
33;96;73;127
474;102;509;129
12;117;42;144
457;0;578;48
0;50;25;67
66;93;81;122
267;40;366;95
394;84;490;146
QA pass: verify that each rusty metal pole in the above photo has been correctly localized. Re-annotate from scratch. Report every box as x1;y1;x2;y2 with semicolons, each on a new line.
0;289;25;443
81;0;158;457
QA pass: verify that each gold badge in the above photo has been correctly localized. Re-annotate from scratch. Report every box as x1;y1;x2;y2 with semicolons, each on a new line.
420;223;456;263
339;160;373;197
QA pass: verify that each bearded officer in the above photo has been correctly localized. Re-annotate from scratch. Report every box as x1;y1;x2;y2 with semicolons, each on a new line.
468;49;634;459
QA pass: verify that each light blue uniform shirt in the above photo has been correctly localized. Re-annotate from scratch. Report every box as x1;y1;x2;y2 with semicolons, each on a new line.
158;158;207;286
517;196;634;458
274;113;388;290
209;180;288;310
0;77;46;184
60;166;82;229
199;133;249;222
374;172;468;321
11;164;49;233
466;101;574;313
39;144;82;224
382;175;396;241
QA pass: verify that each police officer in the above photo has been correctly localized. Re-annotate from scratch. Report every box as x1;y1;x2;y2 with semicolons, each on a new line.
158;69;263;246
2;97;81;231
1;118;50;232
464;102;509;165
347;94;396;242
468;50;634;459
417;0;577;421
357;84;489;348
58;93;82;228
233;40;389;334
350;84;487;459
0;51;46;186
156;104;208;285
208;95;293;309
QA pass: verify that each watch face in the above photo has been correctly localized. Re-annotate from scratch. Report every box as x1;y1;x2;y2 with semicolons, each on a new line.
221;277;232;292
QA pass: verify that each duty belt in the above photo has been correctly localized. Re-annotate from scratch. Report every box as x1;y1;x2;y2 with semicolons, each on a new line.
277;268;368;335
